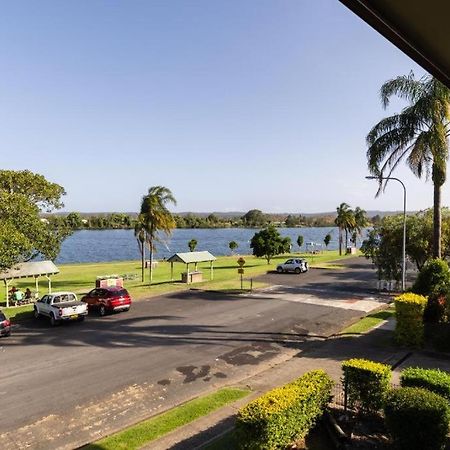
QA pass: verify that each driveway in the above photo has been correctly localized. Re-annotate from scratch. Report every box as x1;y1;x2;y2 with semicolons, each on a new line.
0;256;388;449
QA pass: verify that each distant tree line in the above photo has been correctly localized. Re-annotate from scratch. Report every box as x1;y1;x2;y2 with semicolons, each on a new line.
45;209;376;231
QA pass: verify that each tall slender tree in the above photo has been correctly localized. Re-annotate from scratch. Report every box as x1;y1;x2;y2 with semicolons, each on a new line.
134;218;146;282
139;186;177;283
367;73;450;258
335;203;355;255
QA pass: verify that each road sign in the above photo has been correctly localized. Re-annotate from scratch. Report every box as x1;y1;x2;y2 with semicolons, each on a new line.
237;257;246;267
238;268;244;274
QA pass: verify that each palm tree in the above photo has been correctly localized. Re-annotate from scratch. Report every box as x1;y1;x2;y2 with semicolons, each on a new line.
140;186;177;283
353;207;369;246
134;218;146;282
367;73;450;258
335;203;355;255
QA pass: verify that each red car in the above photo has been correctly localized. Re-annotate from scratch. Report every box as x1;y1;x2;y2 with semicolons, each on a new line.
0;311;11;337
81;287;132;316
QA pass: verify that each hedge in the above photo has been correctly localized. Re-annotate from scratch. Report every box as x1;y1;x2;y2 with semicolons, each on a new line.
401;367;450;401
342;358;391;413
235;370;333;449
394;293;427;346
384;387;450;450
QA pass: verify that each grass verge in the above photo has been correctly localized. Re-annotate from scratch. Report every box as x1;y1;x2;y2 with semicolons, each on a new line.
340;307;395;335
83;387;250;450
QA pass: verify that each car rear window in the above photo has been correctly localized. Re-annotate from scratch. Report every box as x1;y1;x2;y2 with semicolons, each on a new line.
108;289;128;297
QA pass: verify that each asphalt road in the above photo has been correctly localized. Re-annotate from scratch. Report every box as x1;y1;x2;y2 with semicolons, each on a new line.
0;256;382;449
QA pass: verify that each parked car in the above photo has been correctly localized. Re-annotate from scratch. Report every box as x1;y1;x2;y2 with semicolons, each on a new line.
276;258;309;274
0;312;11;337
81;287;132;316
34;292;88;326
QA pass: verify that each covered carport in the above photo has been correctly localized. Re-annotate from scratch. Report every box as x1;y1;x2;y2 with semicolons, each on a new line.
167;251;216;284
0;260;60;307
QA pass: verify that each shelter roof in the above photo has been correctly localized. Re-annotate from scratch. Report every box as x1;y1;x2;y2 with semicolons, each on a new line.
0;260;59;281
167;251;216;264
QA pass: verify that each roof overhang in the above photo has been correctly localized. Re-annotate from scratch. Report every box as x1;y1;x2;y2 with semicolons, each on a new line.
339;0;450;87
167;251;216;264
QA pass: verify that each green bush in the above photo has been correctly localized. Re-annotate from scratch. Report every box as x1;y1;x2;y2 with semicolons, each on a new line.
412;259;450;323
235;370;333;449
341;358;391;413
394;293;427;346
384;387;450;450
401;367;450;400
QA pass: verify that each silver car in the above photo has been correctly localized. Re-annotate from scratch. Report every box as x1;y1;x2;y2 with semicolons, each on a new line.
276;258;308;274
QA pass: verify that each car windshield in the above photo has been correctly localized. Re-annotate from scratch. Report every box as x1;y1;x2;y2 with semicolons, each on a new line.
0;313;6;321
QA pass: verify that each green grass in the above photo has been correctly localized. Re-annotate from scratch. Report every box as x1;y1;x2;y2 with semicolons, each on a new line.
1;251;357;320
83;387;250;450
340;307;395;335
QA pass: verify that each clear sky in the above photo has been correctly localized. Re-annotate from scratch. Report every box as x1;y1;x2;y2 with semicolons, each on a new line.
0;0;445;213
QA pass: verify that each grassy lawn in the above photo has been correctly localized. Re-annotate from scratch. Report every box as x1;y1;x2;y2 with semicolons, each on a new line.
83;387;250;450
2;251;357;320
340;307;395;335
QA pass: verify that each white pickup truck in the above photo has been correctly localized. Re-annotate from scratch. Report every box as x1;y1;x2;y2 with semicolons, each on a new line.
34;292;88;326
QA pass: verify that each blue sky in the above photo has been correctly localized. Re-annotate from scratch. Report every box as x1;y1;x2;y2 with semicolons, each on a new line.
0;1;445;213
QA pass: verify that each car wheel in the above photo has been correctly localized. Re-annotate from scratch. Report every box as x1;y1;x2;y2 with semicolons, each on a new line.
50;313;57;327
99;305;106;317
34;308;40;319
77;316;85;322
295;267;301;274
276;266;283;273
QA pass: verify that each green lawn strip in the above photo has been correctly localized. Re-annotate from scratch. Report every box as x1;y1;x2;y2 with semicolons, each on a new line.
340;307;395;335
1;251;353;308
84;388;250;450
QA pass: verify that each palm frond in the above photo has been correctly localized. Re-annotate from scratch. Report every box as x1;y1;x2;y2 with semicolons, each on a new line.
380;72;427;109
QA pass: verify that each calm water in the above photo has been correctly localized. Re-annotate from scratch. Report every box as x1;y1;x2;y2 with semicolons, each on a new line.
56;227;365;264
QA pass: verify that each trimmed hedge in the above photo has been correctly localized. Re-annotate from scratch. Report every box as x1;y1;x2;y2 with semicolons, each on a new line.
394;293;427;346
342;358;391;413
401;367;450;400
235;370;333;449
384;387;450;450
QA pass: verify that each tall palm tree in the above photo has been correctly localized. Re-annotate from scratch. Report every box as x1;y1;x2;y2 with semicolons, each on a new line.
140;186;177;283
367;73;450;258
335;203;355;255
134;218;146;282
353;207;369;245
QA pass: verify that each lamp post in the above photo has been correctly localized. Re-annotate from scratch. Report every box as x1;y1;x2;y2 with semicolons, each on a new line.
366;176;407;292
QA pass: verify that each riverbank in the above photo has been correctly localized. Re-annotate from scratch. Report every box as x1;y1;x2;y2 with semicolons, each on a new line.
2;251;357;319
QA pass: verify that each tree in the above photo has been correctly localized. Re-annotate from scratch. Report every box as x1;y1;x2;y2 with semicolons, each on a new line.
134;218;146;282
229;241;238;254
285;215;300;227
297;235;304;251
242;209;266;227
0;170;67;271
139;186;177;283
188;239;197;252
250;225;290;264
324;233;331;248
367;73;450;258
65;212;83;229
335;203;355;255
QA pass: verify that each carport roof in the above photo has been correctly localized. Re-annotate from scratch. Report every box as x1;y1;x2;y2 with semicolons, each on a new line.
167;251;216;264
0;260;59;280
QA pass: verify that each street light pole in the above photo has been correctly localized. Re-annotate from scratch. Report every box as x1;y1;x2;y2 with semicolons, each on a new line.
366;176;407;292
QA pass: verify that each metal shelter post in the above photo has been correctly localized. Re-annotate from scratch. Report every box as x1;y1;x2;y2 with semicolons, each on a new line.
170;262;174;281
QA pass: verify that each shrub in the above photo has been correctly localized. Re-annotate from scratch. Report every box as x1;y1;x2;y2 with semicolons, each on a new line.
235;370;333;449
400;367;450;400
394;293;427;346
413;259;450;323
384;387;450;450
341;358;391;413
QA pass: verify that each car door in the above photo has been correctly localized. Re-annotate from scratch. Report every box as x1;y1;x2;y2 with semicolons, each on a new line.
84;289;101;307
284;259;294;272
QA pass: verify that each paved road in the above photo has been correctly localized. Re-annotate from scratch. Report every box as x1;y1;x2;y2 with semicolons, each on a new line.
0;256;386;449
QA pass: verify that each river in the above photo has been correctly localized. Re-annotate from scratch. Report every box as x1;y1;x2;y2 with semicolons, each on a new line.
55;227;365;264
